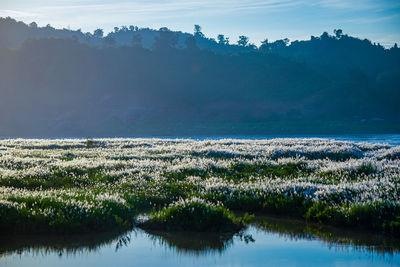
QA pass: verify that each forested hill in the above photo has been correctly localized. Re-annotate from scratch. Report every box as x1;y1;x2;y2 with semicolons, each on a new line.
0;17;399;137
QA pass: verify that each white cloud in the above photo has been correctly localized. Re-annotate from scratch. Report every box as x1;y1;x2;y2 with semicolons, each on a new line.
345;13;400;24
0;9;39;19
9;0;304;20
0;0;305;32
316;0;400;10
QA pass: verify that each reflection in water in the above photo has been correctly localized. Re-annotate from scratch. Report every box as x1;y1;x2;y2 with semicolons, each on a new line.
143;229;255;256
144;230;235;255
0;229;131;258
252;216;400;258
0;216;399;266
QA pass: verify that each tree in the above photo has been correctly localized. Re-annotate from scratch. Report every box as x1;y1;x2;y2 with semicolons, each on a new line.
104;36;116;46
224;37;230;45
93;28;104;38
283;38;290;46
248;44;257;50
259;38;269;52
131;34;142;47
269;39;287;50
217;34;229;45
84;32;92;40
217;34;224;44
261;38;268;46
237;35;249;47
320;32;329;39
334;29;343;39
153;27;178;50
185;36;198;51
159;27;169;32
114;27;119;33
29;22;38;28
194;25;204;38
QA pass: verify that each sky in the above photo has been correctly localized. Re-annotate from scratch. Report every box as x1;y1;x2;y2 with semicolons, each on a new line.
1;0;399;46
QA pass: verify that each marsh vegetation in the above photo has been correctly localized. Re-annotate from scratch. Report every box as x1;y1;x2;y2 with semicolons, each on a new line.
0;138;399;237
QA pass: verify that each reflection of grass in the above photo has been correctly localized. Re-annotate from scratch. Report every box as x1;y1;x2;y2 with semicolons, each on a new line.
144;230;236;255
0;229;131;257
2;215;398;259
253;215;400;255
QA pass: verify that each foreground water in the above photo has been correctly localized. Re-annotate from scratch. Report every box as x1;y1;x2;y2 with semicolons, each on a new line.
1;216;399;267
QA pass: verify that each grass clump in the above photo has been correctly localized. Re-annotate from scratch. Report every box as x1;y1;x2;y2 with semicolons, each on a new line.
163;162;311;183
0;189;135;234
139;198;248;232
86;138;97;148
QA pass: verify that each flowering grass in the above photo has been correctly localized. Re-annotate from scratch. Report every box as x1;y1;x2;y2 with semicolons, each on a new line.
139;198;245;232
0;138;399;235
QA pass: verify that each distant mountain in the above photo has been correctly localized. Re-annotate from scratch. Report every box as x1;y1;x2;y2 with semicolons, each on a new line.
0;17;243;52
0;17;399;137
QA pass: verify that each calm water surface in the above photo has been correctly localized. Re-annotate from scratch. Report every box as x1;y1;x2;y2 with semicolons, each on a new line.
186;134;400;146
2;134;400;146
1;217;399;267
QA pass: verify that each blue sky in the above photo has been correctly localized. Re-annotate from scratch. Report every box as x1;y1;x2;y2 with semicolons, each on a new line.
1;0;399;46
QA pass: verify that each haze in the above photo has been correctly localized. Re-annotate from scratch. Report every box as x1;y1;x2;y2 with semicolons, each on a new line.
1;0;400;46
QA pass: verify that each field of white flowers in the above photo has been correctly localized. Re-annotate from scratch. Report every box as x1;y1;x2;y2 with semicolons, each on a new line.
0;138;399;234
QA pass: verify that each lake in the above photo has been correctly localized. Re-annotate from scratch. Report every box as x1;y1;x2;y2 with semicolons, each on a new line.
1;216;399;267
2;133;400;146
174;134;400;146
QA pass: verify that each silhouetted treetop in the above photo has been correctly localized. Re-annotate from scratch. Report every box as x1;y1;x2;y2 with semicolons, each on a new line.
237;36;249;47
93;29;104;38
194;24;205;38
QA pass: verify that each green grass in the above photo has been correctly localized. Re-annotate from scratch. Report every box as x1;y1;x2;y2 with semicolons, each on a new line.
163;162;312;182
0;193;134;233
0;138;398;236
139;199;249;232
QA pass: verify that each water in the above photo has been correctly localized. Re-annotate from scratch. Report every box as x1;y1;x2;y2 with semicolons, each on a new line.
177;134;400;146
2;134;400;146
1;216;399;267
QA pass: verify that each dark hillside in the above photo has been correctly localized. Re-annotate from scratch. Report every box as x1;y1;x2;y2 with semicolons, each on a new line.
0;18;399;136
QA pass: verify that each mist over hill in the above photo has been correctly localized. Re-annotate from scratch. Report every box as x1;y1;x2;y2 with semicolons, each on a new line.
0;17;399;137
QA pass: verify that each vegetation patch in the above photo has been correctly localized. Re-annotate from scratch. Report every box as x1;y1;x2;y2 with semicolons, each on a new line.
0;192;134;233
138;198;249;232
0;138;398;236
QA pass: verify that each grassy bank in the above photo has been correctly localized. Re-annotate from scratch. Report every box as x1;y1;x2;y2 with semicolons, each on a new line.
0;138;399;235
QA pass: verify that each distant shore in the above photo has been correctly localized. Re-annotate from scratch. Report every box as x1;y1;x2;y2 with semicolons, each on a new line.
0;120;399;139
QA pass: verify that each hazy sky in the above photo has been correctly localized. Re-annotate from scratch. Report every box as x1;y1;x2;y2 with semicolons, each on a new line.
1;0;399;46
